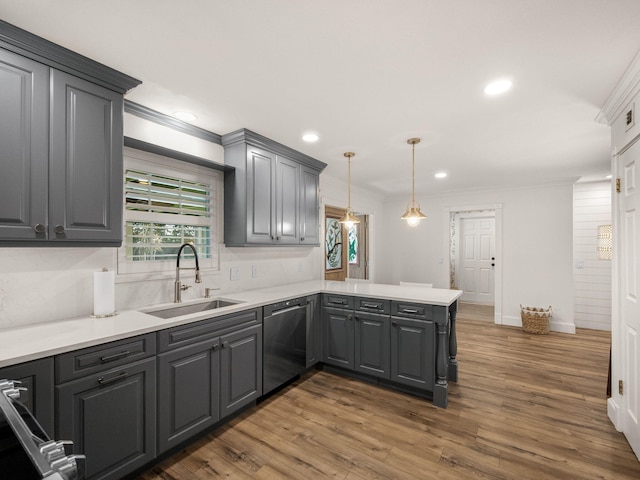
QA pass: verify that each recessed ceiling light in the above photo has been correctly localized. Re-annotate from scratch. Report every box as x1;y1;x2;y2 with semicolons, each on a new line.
302;133;319;142
484;78;513;96
174;111;197;122
435;172;447;179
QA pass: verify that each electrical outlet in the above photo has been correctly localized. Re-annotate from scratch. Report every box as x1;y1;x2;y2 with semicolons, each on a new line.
230;267;240;281
251;265;257;278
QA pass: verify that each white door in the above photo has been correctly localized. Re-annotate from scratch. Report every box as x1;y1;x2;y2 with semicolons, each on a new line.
619;140;640;458
460;217;495;304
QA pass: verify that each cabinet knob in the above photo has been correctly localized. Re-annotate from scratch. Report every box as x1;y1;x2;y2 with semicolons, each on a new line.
212;344;218;351
392;321;398;327
54;225;65;234
300;237;305;241
34;224;46;234
354;315;360;322
222;341;229;348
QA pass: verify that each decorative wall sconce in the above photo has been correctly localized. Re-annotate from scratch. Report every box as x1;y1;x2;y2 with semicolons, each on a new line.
338;152;360;229
400;138;427;226
597;224;612;260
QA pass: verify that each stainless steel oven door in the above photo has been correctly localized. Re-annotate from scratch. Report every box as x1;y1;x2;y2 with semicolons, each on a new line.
0;380;85;480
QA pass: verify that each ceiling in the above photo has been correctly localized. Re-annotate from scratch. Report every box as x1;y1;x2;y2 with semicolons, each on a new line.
2;0;640;198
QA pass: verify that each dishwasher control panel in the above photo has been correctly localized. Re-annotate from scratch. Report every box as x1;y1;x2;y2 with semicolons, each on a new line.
263;297;306;316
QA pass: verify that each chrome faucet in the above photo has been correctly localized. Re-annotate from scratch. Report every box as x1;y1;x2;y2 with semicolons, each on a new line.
174;243;202;303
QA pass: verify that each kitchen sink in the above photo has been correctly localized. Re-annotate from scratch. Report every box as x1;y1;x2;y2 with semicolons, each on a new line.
147;299;240;319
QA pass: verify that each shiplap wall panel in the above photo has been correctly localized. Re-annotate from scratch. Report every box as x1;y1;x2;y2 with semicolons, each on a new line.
573;182;612;330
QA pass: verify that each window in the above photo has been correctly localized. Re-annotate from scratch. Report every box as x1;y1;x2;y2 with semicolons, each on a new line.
117;149;221;276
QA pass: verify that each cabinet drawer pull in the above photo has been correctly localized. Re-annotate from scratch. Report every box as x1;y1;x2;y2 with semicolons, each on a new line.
212;344;219;351
222;341;229;348
100;350;131;363
362;303;379;309
34;223;46;234
54;225;65;234
401;308;420;314
300;236;305;241
98;372;128;385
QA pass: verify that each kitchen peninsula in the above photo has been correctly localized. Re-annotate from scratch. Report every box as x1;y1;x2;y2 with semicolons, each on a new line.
0;280;461;480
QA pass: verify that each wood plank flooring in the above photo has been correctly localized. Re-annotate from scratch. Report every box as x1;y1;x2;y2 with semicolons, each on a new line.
135;311;640;480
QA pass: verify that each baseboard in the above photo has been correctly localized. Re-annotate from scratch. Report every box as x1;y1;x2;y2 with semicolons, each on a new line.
502;315;576;334
608;397;622;431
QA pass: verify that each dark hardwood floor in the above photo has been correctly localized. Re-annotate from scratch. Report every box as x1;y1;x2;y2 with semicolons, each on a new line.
137;308;640;479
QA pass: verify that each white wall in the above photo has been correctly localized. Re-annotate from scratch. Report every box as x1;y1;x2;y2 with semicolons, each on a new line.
377;183;575;333
573;182;612;331
0;117;329;329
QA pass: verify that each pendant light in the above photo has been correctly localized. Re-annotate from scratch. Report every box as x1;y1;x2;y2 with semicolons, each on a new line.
400;137;427;227
338;152;360;229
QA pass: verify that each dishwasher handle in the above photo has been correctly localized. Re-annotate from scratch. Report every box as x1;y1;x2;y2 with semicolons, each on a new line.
264;297;306;316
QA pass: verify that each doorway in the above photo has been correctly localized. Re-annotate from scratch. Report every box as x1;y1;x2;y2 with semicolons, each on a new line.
446;204;502;323
347;214;369;280
459;216;495;304
324;205;347;281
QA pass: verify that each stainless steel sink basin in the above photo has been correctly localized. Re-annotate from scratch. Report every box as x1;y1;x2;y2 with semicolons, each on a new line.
147;299;240;319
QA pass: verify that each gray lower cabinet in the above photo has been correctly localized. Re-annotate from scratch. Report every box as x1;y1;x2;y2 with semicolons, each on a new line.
306;294;321;367
354;311;390;379
0;23;138;246
323;305;355;369
222;129;326;247
220;324;262;417
390;316;435;389
157;311;262;454
157;339;220;454
55;334;156;480
0;357;54;437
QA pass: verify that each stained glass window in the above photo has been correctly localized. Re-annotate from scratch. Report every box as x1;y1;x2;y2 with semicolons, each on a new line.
348;224;358;265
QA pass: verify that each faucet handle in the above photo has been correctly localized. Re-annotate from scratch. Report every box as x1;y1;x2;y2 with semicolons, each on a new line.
180;284;191;292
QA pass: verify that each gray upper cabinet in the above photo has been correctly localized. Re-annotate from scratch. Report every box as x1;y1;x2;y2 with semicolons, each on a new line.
0;20;140;246
49;70;123;243
222;129;326;247
0;50;49;240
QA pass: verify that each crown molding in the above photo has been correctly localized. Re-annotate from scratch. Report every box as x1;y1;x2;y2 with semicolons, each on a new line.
124;137;231;172
124;101;222;145
221;128;327;172
0;19;140;94
596;48;640;126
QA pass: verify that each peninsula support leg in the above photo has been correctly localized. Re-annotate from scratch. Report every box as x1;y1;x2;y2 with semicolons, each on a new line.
433;319;449;408
448;301;458;382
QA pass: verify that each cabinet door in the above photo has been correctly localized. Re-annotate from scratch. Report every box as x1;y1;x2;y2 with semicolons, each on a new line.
0;358;54;437
157;339;220;454
306;295;321;367
300;165;320;245
275;155;299;244
49;69;123;244
322;306;354;369
246;147;275;244
56;358;156;480
220;324;262;418
0;50;48;241
354;311;390;379
390;317;435;390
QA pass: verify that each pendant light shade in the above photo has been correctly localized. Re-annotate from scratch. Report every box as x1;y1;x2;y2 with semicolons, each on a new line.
401;138;427;226
338;152;360;229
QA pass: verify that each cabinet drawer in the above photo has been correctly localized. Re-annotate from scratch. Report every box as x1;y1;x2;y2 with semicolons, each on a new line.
55;333;156;383
157;308;262;352
391;301;432;320
323;294;354;309
355;297;390;314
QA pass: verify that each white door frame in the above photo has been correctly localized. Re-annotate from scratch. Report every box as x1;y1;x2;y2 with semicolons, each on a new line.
443;203;503;325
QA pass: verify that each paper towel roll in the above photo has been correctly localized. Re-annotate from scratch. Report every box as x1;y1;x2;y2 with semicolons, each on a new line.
93;269;115;316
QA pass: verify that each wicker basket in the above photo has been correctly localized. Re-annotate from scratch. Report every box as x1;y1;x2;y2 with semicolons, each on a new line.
520;305;551;334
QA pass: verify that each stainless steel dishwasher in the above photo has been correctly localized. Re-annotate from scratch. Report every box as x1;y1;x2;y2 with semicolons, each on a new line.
263;297;307;395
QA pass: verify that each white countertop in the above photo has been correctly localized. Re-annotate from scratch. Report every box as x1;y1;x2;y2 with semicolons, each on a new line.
0;280;462;368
